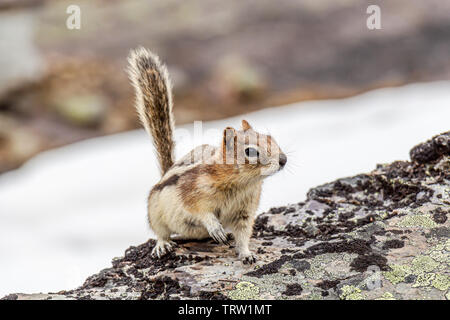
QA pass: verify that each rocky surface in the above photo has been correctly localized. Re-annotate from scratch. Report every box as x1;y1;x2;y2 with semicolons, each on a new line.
3;132;449;300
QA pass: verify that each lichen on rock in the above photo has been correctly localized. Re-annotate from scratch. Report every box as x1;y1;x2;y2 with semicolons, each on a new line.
339;285;364;300
2;131;449;300
397;215;438;228
227;281;260;300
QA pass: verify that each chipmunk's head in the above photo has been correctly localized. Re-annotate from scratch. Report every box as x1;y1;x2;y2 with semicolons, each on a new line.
221;120;287;178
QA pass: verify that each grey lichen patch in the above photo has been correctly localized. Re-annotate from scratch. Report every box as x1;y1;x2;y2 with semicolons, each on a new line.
304;253;356;280
349;221;385;240
411;255;440;273
411;273;449;291
241;258;329;300
376;292;396;300
379;211;390;220
429;246;449;264
397;215;438;229
426;227;450;240
307;292;323;300
287;260;310;273
431;274;450;291
361;269;384;291
303;256;328;280
241;271;308;299
412;273;435;288
384;239;449;292
339;285;365;300
383;264;411;284
227;281;260;300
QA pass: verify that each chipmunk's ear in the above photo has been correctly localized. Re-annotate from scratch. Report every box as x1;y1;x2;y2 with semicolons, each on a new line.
223;127;236;151
241;119;253;131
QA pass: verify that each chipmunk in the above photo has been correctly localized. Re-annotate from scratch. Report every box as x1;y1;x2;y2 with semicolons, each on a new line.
127;47;287;264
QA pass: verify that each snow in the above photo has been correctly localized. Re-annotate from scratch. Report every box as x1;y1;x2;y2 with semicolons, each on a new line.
0;81;449;296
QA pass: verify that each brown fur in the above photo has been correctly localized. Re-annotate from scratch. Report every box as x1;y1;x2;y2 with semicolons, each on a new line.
127;48;287;263
153;174;180;192
127;47;175;174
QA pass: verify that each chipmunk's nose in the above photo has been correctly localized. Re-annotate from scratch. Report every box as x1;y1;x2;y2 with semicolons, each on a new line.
279;153;287;167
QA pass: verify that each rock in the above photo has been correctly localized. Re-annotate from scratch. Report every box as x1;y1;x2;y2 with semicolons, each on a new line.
2;132;449;300
410;132;450;164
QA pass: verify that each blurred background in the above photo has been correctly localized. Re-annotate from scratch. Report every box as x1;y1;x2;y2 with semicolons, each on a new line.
1;0;450;172
0;0;449;295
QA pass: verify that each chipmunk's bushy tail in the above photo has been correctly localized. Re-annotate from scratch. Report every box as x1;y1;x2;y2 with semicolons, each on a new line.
127;47;175;175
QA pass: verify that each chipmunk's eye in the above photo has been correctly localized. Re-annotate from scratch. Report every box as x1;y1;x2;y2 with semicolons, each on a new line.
245;147;259;158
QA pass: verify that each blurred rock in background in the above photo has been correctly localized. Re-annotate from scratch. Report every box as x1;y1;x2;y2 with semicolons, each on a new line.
1;0;450;173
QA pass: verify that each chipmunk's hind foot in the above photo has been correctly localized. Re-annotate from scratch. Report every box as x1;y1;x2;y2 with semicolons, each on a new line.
151;239;176;258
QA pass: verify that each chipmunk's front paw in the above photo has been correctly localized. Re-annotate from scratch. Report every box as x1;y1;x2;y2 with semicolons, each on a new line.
240;253;257;265
208;225;229;245
151;240;175;258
